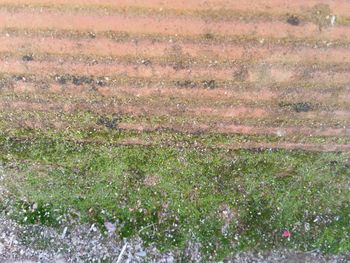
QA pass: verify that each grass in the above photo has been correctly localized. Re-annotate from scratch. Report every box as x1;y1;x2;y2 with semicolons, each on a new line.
2;122;350;151
0;131;349;260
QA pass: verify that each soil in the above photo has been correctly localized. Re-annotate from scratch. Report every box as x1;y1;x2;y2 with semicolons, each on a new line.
1;11;350;41
3;0;350;17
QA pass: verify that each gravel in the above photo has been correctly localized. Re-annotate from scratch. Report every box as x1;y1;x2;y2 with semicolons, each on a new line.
0;215;176;262
0;215;349;263
226;250;350;263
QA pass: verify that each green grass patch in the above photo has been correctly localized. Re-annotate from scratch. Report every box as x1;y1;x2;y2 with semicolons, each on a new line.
0;134;349;259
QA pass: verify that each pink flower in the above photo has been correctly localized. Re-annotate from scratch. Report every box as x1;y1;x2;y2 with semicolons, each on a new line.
282;229;291;238
104;221;116;235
